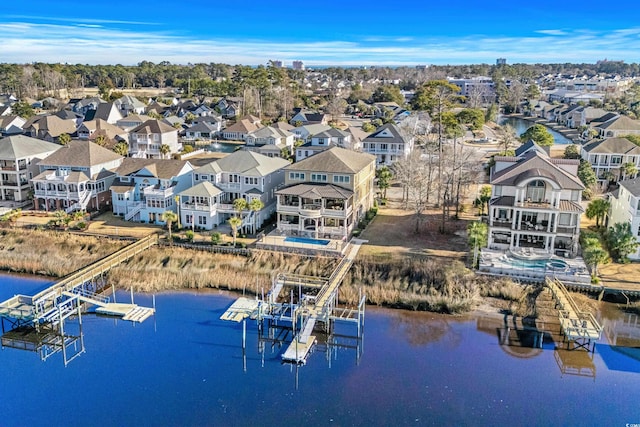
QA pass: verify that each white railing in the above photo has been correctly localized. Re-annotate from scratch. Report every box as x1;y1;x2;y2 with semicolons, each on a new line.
125;202;145;221
143;186;174;198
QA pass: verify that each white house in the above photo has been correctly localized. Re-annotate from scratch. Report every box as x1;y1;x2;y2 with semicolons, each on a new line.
581;137;640;188
129;119;180;159
361;123;413;167
110;158;194;224
487;143;584;257
609;178;640;260
295;128;352;161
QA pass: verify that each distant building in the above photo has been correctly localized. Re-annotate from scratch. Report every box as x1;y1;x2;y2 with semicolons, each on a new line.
270;60;283;68
292;61;305;71
496;58;507;65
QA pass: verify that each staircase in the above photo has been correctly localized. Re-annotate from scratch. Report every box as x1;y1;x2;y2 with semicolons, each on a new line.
125;202;144;221
65;191;92;213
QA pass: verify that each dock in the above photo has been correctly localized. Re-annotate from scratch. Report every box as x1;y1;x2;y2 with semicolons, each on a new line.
221;238;367;364
546;278;603;352
0;234;158;365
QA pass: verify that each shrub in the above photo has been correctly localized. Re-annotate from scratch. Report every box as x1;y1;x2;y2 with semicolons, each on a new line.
211;231;222;245
185;230;195;242
75;221;87;230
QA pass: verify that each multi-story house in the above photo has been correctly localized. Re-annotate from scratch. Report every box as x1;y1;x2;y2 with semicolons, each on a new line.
0;135;61;207
295;128;352;161
609;178;640;260
361;123;412;167
595;115;640;138
77;118;128;143
0;115;26;136
246;126;294;148
110;158;194;224
275;146;376;240
183;121;220;142
581;137;640;188
23;114;77;143
129;119;180;159
32;141;124;212
221;115;262;141
487;143;584;257
179;151;289;230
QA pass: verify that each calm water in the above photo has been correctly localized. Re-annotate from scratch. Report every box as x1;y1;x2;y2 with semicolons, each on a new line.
499;117;573;145
1;274;640;426
204;142;242;153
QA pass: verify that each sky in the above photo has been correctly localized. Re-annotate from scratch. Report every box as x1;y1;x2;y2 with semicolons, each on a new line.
2;0;640;66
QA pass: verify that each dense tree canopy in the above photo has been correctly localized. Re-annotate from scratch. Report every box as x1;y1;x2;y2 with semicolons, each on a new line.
520;124;554;146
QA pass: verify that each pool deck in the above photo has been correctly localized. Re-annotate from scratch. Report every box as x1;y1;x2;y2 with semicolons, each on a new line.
479;249;591;284
255;232;348;256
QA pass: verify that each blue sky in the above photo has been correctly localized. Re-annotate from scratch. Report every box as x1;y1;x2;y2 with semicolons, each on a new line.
2;1;640;66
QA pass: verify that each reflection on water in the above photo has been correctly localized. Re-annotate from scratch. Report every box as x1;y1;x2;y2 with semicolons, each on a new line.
1;322;85;366
3;274;640;425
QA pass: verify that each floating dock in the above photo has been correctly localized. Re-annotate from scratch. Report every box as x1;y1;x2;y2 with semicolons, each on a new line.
220;297;259;322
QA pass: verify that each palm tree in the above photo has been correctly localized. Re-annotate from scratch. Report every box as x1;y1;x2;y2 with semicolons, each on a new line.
160;144;171;159
113;141;129;156
585;198;611;228
582;238;610;280
248;198;264;235
233;198;248;234
58;133;71;145
162;210;178;241
467;221;488;268
621;162;638;180
376;166;392;200
228;216;243;247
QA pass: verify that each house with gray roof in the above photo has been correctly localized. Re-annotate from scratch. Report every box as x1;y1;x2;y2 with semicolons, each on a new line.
32;140;123;212
0;115;26;136
245;126;295;158
114;95;147;116
221;115;262;141
295;127;353;161
581;137;640;188
129;119;180;159
609;177;640;260
110;158;194;224
275;146;376;239
487;143;584;256
0;135;61;207
361;123;413;167
23;114;77;143
595;115;640;138
179;150;289;230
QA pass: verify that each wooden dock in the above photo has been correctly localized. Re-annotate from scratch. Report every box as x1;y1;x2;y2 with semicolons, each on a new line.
546;278;603;351
220;297;259;322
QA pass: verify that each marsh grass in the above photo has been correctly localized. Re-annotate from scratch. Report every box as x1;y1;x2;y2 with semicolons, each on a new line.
0;229;127;277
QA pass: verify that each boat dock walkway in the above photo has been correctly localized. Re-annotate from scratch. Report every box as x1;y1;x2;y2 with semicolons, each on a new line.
546;277;603;352
221;238;367;364
0;234;158;329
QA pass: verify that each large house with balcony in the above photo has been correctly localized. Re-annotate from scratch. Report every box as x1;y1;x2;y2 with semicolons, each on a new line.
487;143;585;257
609;178;640;260
361;123;412;167
32;141;124;212
110;158;194;224
0;135;61;208
129;119;180;159
581;137;640;188
178;150;289;230
275;146;376;240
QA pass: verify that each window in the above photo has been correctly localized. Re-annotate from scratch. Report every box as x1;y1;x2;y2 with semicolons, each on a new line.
526;180;545;202
311;174;327;182
289;172;305;180
318;138;325;145
244;177;258;185
611;156;622;165
198;215;207;225
333;175;350;184
185;214;193;224
117;194;124;201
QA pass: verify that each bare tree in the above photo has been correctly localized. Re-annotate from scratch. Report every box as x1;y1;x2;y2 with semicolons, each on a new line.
392;151;434;232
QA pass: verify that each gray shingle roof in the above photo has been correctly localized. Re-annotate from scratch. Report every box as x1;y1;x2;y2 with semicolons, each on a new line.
37;140;123;167
0;135;61;160
619;177;640;197
179;181;223;198
196;150;289;177
582;137;640;155
114;158;191;179
285;146;375;174
491;150;584;190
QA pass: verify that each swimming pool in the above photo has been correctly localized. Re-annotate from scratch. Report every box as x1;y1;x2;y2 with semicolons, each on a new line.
503;256;569;270
284;236;331;246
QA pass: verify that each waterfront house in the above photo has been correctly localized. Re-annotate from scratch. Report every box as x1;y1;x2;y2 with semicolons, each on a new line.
221;115;262;141
0;135;61;208
275;146;376;239
246;126;295;148
183;121;221;142
581;137;640;188
110;158;194;224
32;140;123;212
595;115;640;138
609;177;640;260
129;119;180;159
487;143;584;257
182;150;289;230
361;123;412;168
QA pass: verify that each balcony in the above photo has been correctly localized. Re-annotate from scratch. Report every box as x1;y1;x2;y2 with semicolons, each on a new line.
216;182;241;191
299;204;322;218
143;186;174;198
181;202;216;212
514;200;555;210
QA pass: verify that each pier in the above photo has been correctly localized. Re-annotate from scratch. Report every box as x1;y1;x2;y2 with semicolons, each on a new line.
221;239;366;364
546;277;603;352
0;234;158;363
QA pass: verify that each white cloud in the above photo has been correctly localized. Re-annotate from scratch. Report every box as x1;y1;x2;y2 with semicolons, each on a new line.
535;29;568;36
1;22;639;65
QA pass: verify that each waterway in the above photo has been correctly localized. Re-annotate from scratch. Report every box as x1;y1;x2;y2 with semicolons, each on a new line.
499;116;574;145
1;273;640;426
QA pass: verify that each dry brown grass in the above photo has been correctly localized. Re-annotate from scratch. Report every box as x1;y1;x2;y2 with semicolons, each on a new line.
108;248;339;293
0;229;127;277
